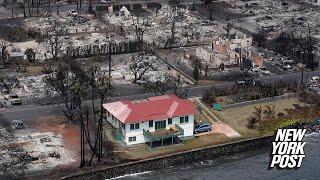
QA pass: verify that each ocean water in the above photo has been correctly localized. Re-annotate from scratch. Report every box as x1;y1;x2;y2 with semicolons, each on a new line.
110;132;320;180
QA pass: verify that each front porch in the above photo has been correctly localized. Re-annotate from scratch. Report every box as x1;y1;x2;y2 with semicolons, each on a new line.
143;124;185;149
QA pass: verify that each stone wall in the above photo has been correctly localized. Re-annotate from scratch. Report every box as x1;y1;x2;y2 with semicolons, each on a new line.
61;136;274;180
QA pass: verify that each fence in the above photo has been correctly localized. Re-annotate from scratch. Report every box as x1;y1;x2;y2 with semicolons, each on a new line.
223;93;299;109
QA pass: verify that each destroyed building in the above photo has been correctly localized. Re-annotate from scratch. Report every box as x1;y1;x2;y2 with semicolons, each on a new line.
3;45;25;64
306;0;320;6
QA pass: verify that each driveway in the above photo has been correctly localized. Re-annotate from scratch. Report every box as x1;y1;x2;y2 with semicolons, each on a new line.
193;98;242;139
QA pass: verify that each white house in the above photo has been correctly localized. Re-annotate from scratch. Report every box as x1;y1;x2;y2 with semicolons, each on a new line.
103;95;198;147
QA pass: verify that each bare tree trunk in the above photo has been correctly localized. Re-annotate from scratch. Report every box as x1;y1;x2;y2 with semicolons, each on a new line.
11;0;14;18
56;0;59;15
48;0;51;14
36;0;39;15
80;113;85;167
97;95;105;162
76;1;79;11
27;0;31;17
23;0;26;17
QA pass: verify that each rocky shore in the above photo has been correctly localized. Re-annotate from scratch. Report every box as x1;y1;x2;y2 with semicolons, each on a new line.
289;121;320;134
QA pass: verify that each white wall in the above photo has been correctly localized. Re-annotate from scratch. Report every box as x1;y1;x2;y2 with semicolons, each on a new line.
106;110;120;128
123;115;195;146
124;121;150;145
177;115;194;137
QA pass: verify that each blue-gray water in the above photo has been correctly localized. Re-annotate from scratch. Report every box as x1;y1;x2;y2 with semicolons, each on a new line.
111;132;320;180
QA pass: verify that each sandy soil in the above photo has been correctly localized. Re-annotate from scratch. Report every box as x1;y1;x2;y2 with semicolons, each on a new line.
35;117;81;159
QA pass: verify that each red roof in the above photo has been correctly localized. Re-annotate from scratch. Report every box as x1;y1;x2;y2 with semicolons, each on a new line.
103;94;198;124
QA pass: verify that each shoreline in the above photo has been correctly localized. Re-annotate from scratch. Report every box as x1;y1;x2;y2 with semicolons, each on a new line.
59;135;274;180
16;122;320;180
99;130;320;180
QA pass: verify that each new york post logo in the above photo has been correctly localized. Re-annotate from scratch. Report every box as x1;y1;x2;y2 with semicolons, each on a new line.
269;129;306;169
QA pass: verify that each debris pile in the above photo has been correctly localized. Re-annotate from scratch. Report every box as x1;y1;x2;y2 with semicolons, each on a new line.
0;132;75;176
101;55;169;84
0;74;48;99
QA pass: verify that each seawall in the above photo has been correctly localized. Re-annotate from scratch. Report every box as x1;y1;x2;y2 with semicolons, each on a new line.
61;135;274;180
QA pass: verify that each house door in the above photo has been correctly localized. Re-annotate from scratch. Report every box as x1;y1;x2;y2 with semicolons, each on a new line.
155;120;166;130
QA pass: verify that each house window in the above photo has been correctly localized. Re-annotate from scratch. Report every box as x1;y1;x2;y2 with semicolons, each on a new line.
149;120;153;127
185;116;189;123
180;117;184;123
168;118;172;125
180;116;189;123
130;123;139;130
129;136;136;142
107;111;110;116
112;115;115;121
122;123;125;129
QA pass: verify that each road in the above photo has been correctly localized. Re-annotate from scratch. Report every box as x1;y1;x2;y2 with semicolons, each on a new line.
2;70;320;122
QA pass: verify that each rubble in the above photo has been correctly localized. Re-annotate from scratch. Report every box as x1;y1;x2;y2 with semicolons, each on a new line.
101;54;169;84
0;73;48;99
230;0;320;39
0;132;75;176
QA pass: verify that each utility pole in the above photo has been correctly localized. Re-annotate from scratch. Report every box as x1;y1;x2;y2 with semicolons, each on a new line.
307;23;315;71
297;63;305;87
108;42;112;91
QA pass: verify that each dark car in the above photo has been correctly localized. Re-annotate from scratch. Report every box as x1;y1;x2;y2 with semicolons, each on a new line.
315;118;320;125
13;120;25;130
194;124;212;134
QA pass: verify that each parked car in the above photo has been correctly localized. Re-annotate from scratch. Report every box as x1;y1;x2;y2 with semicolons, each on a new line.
283;64;292;70
307;84;319;91
13;120;25;130
249;68;260;76
315;118;320;125
309;76;320;84
4;94;22;105
261;70;271;76
236;78;256;86
68;9;78;16
194;123;212;134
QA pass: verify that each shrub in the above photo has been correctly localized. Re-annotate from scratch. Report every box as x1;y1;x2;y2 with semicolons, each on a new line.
299;91;320;105
202;87;216;105
25;48;36;63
